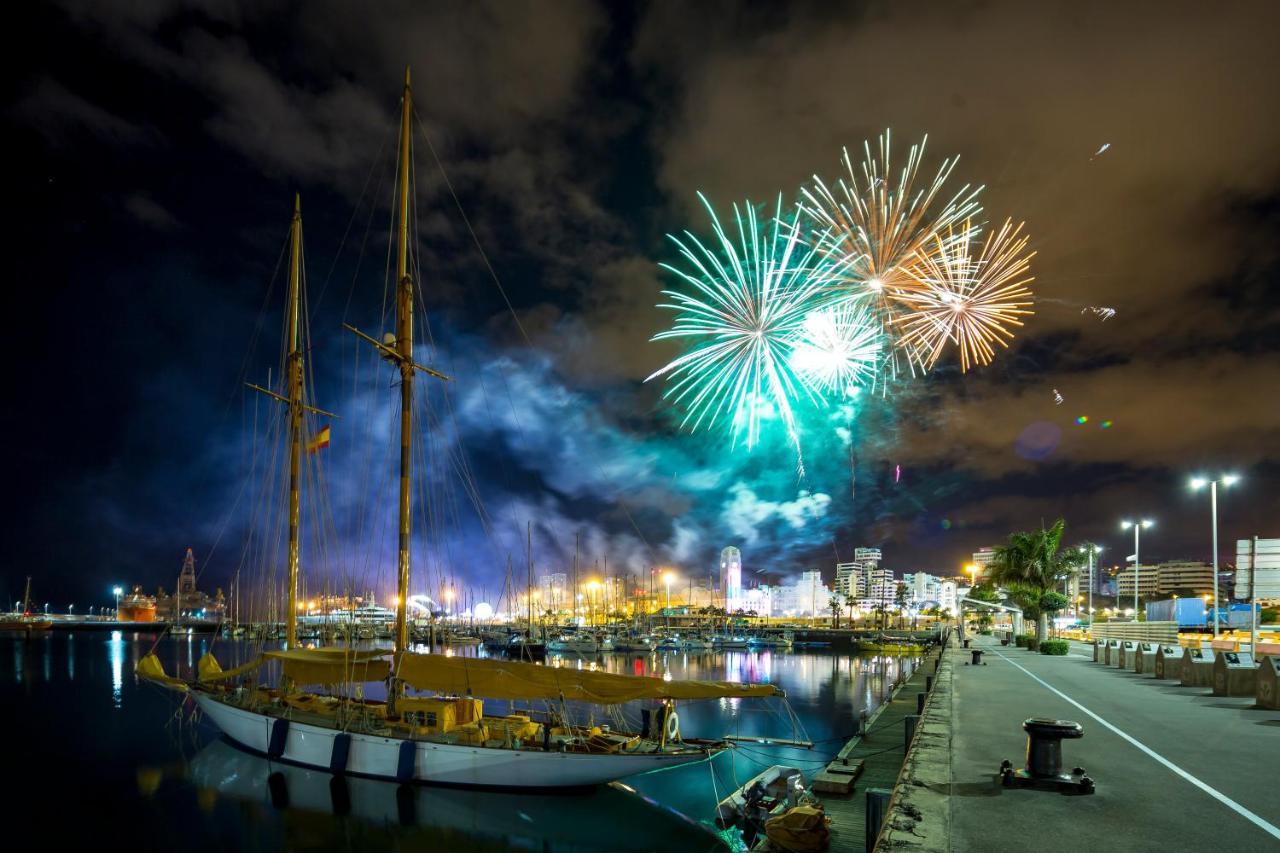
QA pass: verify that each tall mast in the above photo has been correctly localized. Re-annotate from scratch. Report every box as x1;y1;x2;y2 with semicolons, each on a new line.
393;67;415;661
285;193;304;648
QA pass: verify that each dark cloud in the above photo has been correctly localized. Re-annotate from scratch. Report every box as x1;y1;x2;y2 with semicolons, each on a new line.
6;1;1279;606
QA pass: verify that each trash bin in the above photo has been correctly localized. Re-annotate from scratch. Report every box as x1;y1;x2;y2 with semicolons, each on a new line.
1115;640;1136;670
1154;645;1182;680
1133;642;1158;675
1212;651;1257;697
1257;656;1280;709
1180;645;1214;687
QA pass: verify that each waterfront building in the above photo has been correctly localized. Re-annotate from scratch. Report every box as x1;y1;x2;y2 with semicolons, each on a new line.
854;547;882;565
1115;560;1215;597
1236;537;1280;604
720;546;743;612
742;585;773;617
939;581;958;614
1114;564;1160;598
864;567;896;606
835;561;862;597
971;547;999;579
775;570;829;617
902;572;942;605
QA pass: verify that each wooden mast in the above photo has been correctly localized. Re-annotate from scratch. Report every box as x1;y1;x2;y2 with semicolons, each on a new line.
285;193;304;648
393;66;415;678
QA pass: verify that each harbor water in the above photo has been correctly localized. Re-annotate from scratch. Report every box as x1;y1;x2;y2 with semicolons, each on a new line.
3;631;917;851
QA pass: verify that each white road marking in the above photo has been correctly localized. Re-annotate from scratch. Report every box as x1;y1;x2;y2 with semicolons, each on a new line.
994;651;1280;841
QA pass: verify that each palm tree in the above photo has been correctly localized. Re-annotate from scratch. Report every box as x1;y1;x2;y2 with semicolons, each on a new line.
828;596;842;629
989;519;1085;640
845;594;857;626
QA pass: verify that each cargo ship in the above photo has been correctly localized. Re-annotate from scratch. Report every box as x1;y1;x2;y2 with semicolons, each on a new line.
116;586;158;622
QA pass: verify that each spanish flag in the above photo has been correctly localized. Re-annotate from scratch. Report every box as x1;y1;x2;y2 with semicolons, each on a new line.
306;425;331;453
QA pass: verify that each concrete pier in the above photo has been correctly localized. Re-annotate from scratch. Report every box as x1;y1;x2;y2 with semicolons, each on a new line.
875;635;1280;852
821;644;945;848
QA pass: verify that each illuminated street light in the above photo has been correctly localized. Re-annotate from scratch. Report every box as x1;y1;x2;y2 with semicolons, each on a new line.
1119;520;1154;616
113;586;124;619
1079;544;1103;629
1190;474;1240;638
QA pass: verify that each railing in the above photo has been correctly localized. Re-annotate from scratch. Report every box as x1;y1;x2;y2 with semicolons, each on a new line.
1089;621;1179;643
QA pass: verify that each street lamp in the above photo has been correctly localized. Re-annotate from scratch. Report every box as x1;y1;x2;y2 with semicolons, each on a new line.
1079;545;1102;631
1190;475;1239;638
112;586;123;620
1119;520;1154;617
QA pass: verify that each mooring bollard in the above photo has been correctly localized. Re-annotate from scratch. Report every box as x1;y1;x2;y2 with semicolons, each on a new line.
999;717;1094;793
905;713;919;750
865;787;892;852
917;692;926;715
970;649;984;666
926;674;934;692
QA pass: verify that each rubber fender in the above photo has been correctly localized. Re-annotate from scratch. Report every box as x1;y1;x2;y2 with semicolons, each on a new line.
268;718;289;759
397;739;416;783
330;733;351;774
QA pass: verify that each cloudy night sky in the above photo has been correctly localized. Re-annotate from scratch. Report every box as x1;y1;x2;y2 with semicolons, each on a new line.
6;1;1279;607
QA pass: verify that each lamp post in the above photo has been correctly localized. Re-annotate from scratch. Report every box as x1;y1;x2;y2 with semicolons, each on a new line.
1081;545;1102;631
1119;521;1153;617
1190;475;1239;638
112;586;123;620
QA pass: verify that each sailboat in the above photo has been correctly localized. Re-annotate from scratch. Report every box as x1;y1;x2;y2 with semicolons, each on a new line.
138;69;791;789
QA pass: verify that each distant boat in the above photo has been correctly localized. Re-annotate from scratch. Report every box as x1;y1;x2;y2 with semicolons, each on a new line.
0;577;52;633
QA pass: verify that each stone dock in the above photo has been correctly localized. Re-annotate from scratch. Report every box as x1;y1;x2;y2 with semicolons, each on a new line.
867;634;1280;852
819;643;947;850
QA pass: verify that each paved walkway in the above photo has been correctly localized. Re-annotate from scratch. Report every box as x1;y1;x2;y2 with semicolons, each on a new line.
934;636;1280;852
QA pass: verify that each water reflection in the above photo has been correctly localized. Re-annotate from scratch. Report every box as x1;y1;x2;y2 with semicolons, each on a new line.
3;633;919;850
109;630;124;708
170;738;725;852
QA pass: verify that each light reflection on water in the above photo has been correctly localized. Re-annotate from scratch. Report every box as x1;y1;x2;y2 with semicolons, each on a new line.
2;632;918;851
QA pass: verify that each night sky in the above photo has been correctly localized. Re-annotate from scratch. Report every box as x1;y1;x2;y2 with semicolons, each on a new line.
7;1;1279;608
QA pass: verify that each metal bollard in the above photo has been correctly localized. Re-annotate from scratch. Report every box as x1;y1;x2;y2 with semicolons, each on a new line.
934;657;941;674
971;649;984;666
926;675;934;692
905;714;920;750
865;787;892;852
917;692;926;715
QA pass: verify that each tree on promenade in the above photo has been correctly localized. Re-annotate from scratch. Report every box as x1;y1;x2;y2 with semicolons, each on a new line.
990;519;1084;639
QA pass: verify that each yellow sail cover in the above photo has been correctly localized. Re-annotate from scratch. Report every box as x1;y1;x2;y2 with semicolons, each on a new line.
396;653;782;703
264;648;391;685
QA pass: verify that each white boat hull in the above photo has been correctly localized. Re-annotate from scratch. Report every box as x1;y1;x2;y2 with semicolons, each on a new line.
193;694;710;788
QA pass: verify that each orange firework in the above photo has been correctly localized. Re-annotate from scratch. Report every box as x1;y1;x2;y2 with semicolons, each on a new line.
892;219;1035;372
801;130;983;382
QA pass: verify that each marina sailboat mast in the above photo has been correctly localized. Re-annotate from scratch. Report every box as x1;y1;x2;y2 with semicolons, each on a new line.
284;194;304;648
393;67;415;660
345;67;448;701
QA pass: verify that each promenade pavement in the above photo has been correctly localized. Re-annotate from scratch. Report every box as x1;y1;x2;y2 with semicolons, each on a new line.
940;635;1280;852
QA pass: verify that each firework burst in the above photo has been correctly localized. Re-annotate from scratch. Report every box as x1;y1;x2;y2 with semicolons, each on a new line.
646;193;850;463
893;218;1036;372
801;131;983;382
789;302;882;397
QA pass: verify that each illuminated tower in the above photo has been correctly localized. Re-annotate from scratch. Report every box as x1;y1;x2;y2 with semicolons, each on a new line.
720;546;742;611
